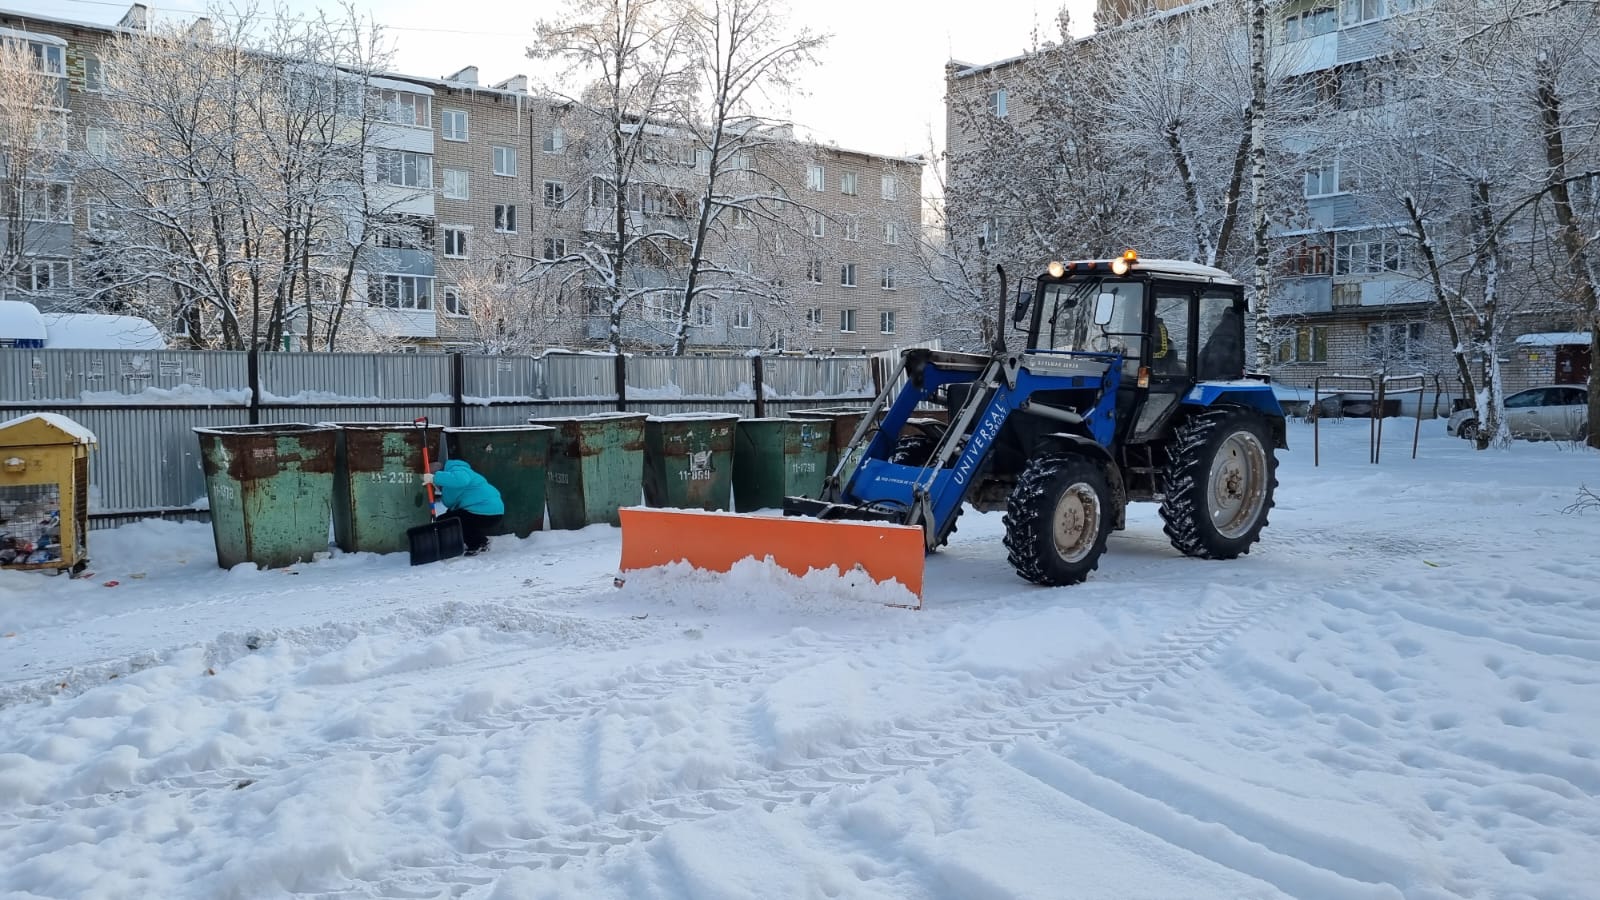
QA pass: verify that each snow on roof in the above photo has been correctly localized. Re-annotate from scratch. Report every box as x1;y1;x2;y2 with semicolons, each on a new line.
1514;332;1591;347
0;24;67;45
42;314;166;350
0;412;97;444
0;300;47;342
369;74;434;95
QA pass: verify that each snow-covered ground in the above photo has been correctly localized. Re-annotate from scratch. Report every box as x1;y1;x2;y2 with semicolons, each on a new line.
3;420;1599;899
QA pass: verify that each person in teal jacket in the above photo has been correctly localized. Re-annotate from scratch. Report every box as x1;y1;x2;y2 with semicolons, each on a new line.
423;458;505;555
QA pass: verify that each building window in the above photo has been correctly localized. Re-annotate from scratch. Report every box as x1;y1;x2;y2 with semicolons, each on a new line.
1340;0;1400;27
543;237;566;259
85;126;110;158
731;304;752;329
884;222;900;245
809;213;825;238
987;89;1007;117
691;301;714;327
880;266;896;290
840;171;858;195
880;310;896;334
442;285;467;317
806;307;823;329
85;198;115;231
374;217;433;250
377;89;429;127
881;175;898;200
495;204;517;233
840;215;860;242
807;164;824;192
1367;322;1425;364
543;180;566;209
83;53;105;92
441;109;468;141
443;227;468;258
19;183;71;222
543;126;564;153
493;146;517;177
840;308;857;333
806;258;823;284
730;207;753;229
18;258;70;292
1283;6;1336;40
840;263;856;287
1303;163;1342;198
1282;242;1331;276
1335;232;1409;275
442;168;469;200
368;273;433;310
376;150;432;188
1277;325;1328;363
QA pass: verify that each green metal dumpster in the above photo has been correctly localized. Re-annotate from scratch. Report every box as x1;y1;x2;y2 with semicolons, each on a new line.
643;413;737;511
194;423;337;569
528;412;647;528
789;406;872;481
444;424;555;538
330;421;443;554
732;418;829;512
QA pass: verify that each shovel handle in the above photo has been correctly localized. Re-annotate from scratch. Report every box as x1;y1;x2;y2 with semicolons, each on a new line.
415;417;438;517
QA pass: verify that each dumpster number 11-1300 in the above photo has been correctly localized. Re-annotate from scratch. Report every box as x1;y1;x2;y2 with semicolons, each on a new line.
370;472;414;484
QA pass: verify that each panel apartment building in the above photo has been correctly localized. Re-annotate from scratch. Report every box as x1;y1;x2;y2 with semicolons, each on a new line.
0;4;926;355
943;0;1591;393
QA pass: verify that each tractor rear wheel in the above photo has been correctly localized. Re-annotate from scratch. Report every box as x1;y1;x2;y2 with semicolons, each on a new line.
1160;408;1277;559
1003;453;1113;586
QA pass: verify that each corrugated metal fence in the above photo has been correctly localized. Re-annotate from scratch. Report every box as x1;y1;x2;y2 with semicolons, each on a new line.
0;348;901;524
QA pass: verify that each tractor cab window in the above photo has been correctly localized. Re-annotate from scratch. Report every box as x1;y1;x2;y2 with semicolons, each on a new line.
1197;290;1246;380
1151;291;1191;377
1041;279;1147;365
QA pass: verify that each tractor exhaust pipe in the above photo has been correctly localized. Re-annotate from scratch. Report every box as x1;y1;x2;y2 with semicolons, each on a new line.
993;264;1008;355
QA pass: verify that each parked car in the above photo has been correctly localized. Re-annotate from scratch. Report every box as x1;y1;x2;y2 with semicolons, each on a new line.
1447;385;1590;441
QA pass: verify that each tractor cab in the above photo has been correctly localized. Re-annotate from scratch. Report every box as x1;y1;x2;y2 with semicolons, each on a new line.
1021;251;1249;444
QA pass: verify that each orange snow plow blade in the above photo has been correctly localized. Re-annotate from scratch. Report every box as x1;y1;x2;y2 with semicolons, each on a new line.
617;507;926;604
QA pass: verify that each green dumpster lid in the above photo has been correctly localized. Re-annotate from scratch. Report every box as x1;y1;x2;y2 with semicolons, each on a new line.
194;422;335;435
646;412;741;423
443;424;556;433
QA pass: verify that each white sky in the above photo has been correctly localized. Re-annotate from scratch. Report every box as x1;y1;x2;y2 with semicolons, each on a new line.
19;0;1095;164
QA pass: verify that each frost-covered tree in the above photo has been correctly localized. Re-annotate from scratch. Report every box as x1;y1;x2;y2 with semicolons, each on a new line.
665;0;825;355
447;237;573;354
530;0;696;353
77;7;401;351
0;37;71;298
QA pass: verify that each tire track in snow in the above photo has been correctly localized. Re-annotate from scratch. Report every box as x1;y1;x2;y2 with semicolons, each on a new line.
347;584;1333;898
0;613;923;826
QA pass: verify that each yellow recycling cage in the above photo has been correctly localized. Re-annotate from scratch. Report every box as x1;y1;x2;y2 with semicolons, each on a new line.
0;413;96;575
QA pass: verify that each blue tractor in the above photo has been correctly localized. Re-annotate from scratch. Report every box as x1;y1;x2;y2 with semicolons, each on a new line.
785;253;1287;586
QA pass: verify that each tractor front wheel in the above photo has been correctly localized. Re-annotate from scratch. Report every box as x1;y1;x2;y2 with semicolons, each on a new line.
1003;453;1114;586
1159;408;1278;559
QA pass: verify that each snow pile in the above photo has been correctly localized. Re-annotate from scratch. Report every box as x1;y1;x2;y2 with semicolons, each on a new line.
41;314;165;350
616;556;918;614
0;300;46;344
78;385;252;406
0;413;96;444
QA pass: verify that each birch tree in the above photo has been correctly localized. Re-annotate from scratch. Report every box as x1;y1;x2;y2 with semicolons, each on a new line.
530;0;696;353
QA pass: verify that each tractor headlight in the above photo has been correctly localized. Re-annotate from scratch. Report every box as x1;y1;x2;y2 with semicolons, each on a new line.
1047;260;1065;278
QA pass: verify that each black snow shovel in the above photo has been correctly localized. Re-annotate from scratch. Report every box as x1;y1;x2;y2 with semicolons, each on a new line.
407;417;465;566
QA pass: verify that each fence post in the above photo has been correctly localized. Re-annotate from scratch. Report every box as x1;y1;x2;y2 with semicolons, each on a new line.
247;347;261;425
614;352;627;412
751;353;766;418
450;352;465;427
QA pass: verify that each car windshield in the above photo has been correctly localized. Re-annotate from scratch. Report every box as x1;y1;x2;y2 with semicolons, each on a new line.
1038;278;1147;355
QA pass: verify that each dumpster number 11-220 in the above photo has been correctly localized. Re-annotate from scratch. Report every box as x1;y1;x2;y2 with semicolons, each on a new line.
370;472;415;484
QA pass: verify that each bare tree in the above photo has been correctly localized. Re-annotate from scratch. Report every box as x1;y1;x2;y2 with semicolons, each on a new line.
446;237;573;354
0;37;71;301
530;0;696;353
664;0;825;354
78;6;402;351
